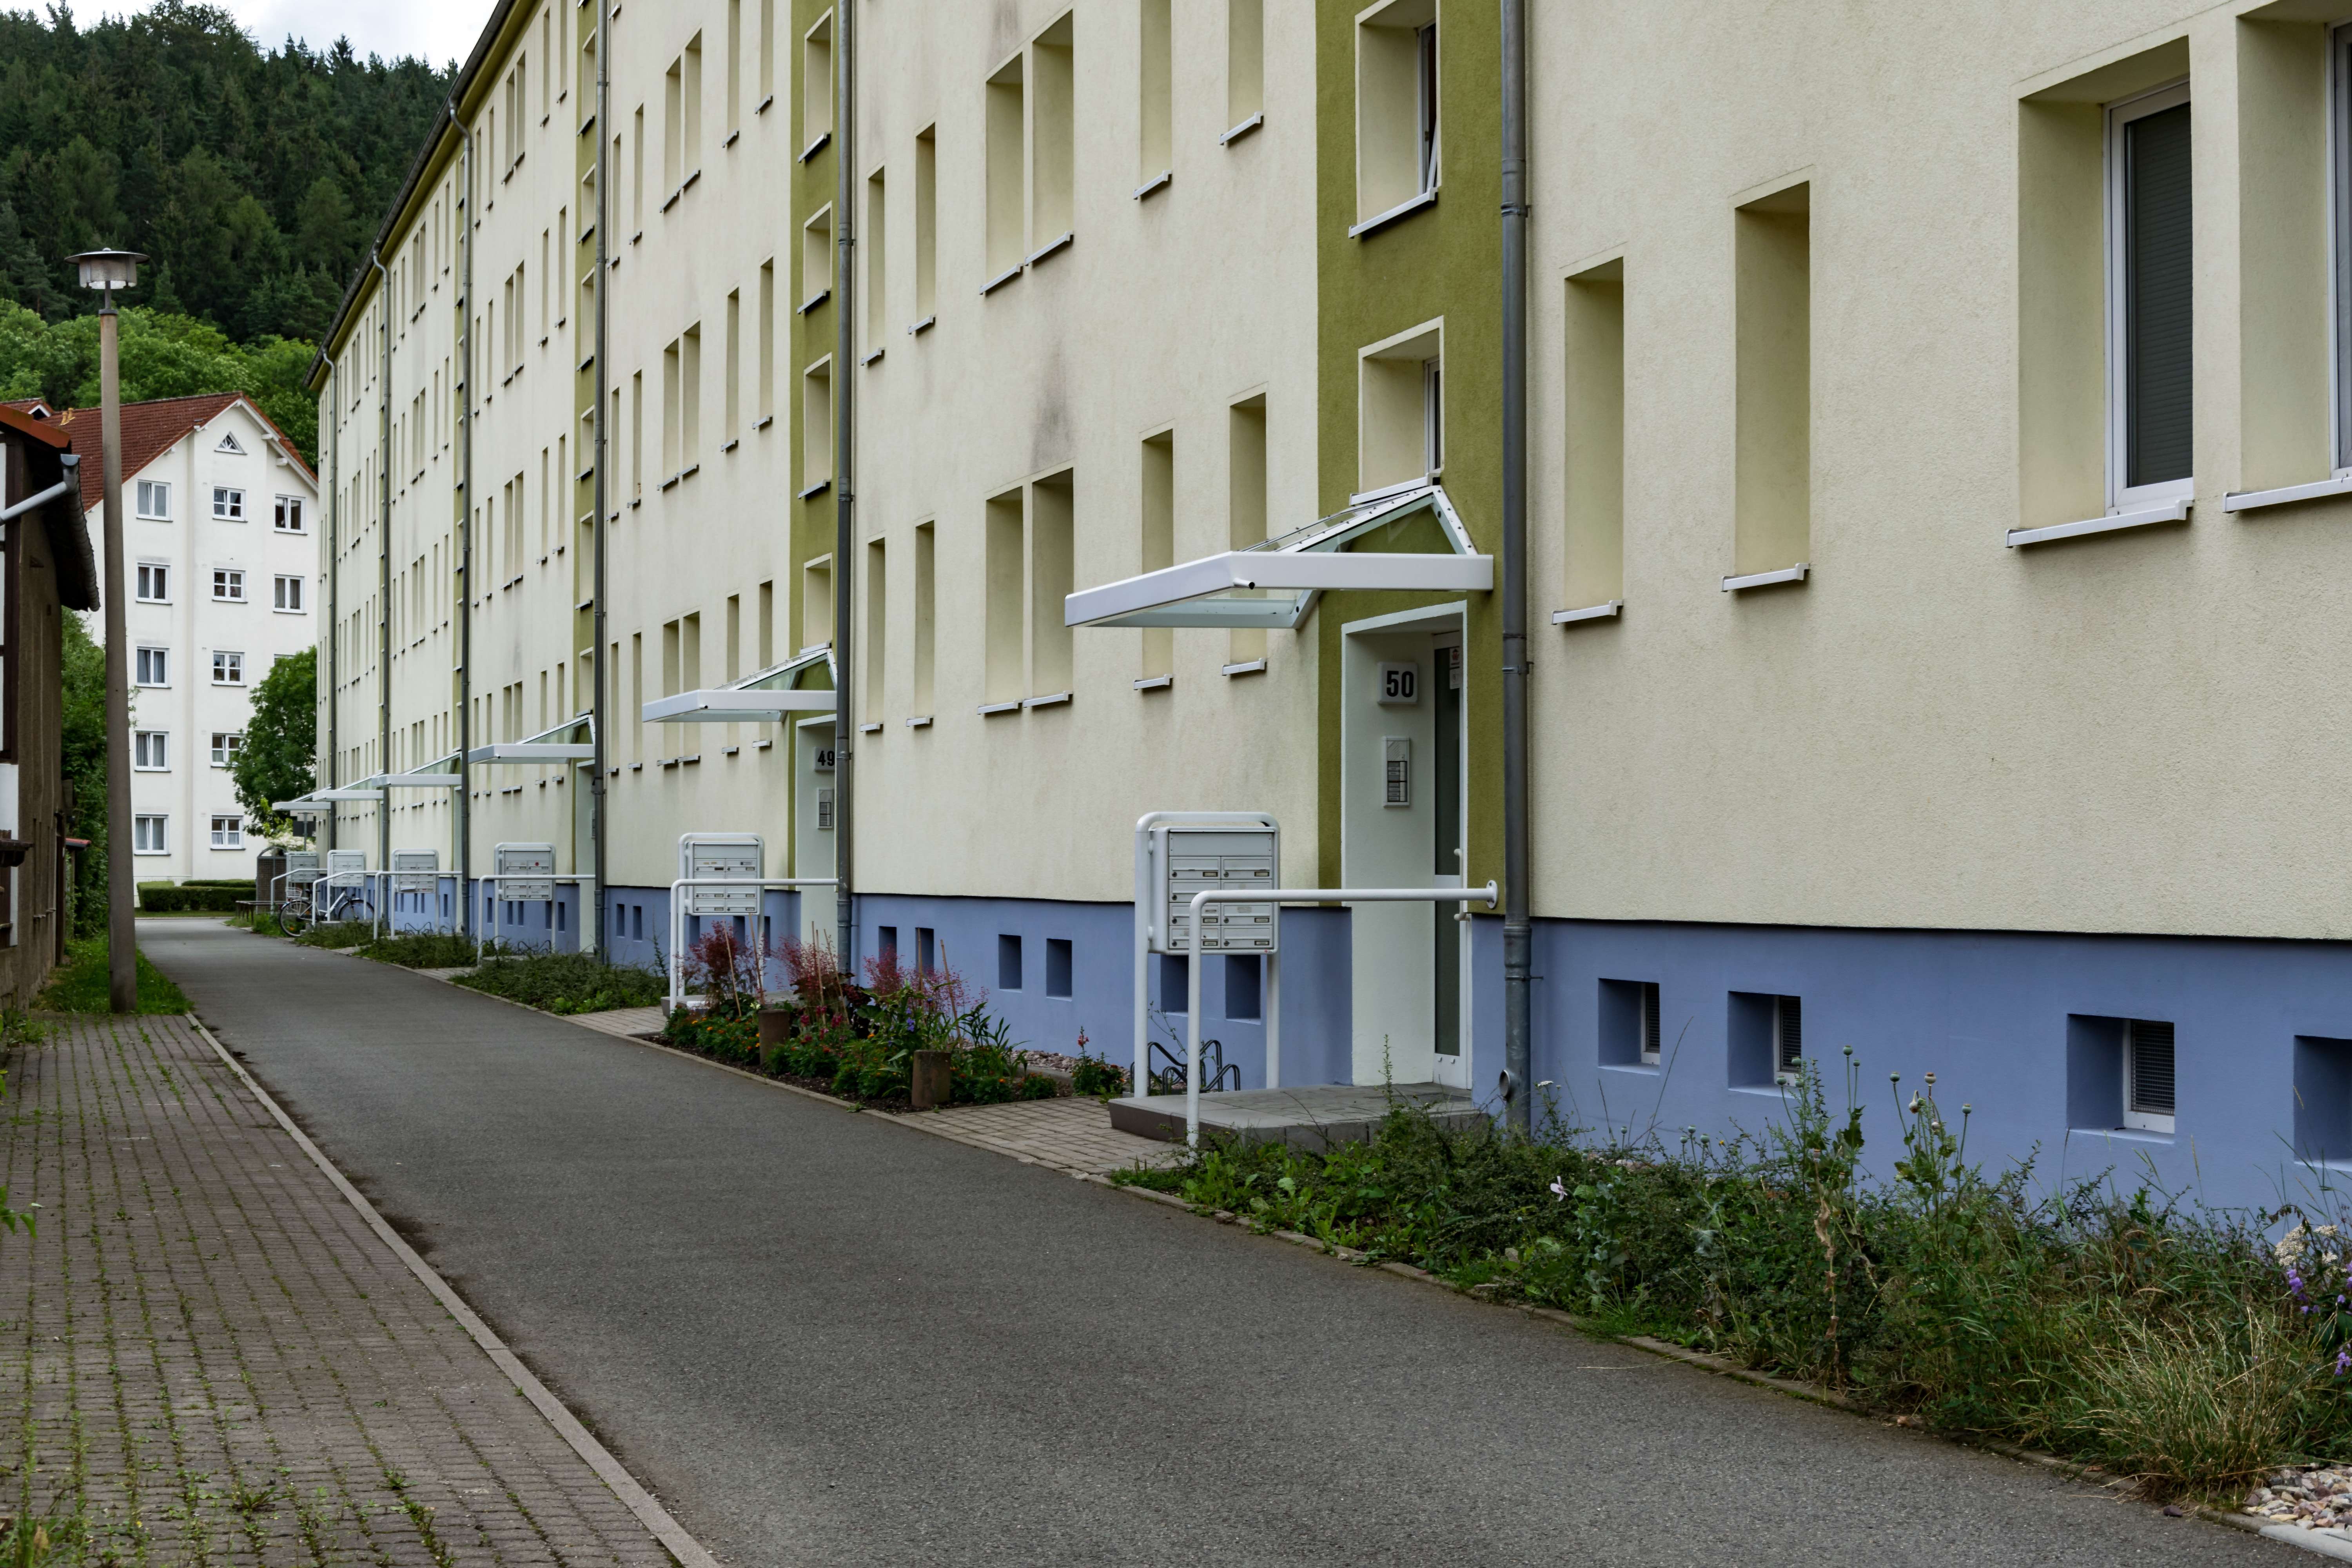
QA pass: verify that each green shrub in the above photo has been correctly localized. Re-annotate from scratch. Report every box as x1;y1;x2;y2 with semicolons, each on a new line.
1119;1061;2350;1498
137;883;246;913
455;952;666;1014
1072;1052;1130;1099
293;921;374;950
360;931;503;969
38;937;190;1014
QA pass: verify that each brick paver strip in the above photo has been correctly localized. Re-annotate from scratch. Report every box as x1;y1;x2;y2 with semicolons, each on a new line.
0;1012;696;1566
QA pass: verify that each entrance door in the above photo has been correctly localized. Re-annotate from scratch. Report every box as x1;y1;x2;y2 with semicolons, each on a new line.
1430;632;1469;1089
1341;608;1468;1087
794;717;837;944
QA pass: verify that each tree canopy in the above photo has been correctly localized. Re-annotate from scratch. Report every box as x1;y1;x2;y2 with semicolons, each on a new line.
0;300;319;461
232;646;316;842
0;2;451;346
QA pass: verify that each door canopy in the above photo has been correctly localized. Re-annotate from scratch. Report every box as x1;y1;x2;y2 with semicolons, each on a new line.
1063;482;1490;631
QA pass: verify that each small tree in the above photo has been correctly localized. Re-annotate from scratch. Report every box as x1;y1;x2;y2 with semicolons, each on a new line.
232;647;315;840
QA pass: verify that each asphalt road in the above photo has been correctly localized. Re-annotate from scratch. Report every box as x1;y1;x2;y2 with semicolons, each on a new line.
146;918;2298;1567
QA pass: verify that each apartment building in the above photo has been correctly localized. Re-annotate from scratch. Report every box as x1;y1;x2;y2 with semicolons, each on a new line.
16;394;318;881
311;0;2352;1206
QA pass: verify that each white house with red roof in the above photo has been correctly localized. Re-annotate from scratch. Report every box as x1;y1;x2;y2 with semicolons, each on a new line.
13;394;318;884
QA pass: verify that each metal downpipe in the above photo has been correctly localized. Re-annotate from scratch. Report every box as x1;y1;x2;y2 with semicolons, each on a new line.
589;0;612;958
370;254;393;916
325;363;338;855
831;0;857;975
1499;0;1533;1132
454;103;475;938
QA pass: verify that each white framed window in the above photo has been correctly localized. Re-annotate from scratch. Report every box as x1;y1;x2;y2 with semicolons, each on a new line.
274;495;305;533
135;562;170;602
2124;1018;2176;1134
212;568;245;602
1352;0;1439;230
212;650;245;685
272;575;303;612
133;815;167;855
1771;994;1803;1086
132;731;169;771
209;815;243;850
214;430;245;455
2107;80;2194;510
211;731;243;768
135;646;169;686
136;480;171;519
212;486;245;520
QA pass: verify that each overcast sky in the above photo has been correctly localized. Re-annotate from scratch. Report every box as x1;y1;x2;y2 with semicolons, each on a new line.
93;0;488;67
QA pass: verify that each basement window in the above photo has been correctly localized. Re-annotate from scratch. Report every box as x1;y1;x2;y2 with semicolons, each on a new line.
1598;979;1662;1068
1045;938;1073;998
998;934;1023;991
1728;990;1802;1090
2123;1018;2176;1134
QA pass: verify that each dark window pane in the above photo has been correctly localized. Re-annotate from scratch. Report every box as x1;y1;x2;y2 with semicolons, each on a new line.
2125;102;2193;488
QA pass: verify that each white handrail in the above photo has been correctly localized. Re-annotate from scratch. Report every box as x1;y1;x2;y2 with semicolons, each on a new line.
1181;883;1497;1148
665;877;839;1012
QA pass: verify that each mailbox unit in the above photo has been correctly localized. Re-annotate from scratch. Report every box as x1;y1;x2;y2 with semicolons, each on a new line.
1148;824;1279;956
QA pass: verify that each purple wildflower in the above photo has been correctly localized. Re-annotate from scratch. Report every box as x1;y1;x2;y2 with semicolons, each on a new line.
2336;1349;2350;1377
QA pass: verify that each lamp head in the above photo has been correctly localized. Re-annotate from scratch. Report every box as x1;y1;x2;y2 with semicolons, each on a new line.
69;249;144;294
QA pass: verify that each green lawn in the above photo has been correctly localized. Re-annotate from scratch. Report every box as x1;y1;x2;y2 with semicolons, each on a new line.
39;937;191;1014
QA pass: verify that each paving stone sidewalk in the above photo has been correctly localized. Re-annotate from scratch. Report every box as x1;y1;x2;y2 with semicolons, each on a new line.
0;1011;674;1566
891;1097;1184;1176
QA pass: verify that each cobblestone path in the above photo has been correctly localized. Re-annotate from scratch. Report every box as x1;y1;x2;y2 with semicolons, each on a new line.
0;1012;674;1566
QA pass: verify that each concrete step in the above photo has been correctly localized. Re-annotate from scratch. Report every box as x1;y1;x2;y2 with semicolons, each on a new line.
1109;1082;1487;1151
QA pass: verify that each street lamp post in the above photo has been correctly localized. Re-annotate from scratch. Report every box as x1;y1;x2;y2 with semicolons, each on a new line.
71;248;144;1014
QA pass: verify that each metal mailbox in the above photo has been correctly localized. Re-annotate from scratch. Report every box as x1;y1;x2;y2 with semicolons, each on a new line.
391;849;439;894
1149;825;1278;955
679;834;763;917
326;849;368;878
494;842;556;902
283;849;321;887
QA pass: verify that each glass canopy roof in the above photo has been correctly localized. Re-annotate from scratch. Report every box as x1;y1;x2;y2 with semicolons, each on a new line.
641;645;836;724
1062;482;1489;631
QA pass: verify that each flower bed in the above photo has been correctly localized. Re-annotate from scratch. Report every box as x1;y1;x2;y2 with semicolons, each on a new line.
657;929;1057;1111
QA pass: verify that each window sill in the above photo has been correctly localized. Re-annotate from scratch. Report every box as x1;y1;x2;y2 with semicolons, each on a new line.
2070;1125;2174;1146
1132;170;1172;201
798;289;830;315
679;461;699;481
979;262;1024;297
1348;188;1437;240
754;415;775;430
720;438;739;453
1553;599;1621;625
660;473;681;492
1133;674;1172;691
2005;499;2188;549
1027;232;1074;267
798;479;832;500
661;187;682;214
859;346;884;367
754;738;774;750
723;129;739;149
1024;691;1071;709
2223;474;2352;515
755;93;774;115
905;715;932;728
1601;1062;1661;1077
858;721;882;733
908;314;936;336
1721;563;1809;592
800;130;831;163
723;745;740;756
977;700;1021;717
1220;112;1264;146
1221;659;1266;678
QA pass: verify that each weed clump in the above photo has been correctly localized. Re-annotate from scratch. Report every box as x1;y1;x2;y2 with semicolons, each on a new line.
455;951;665;1014
1120;1057;2348;1498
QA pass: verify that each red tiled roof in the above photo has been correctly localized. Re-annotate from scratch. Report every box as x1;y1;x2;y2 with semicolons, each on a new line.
0;392;314;511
